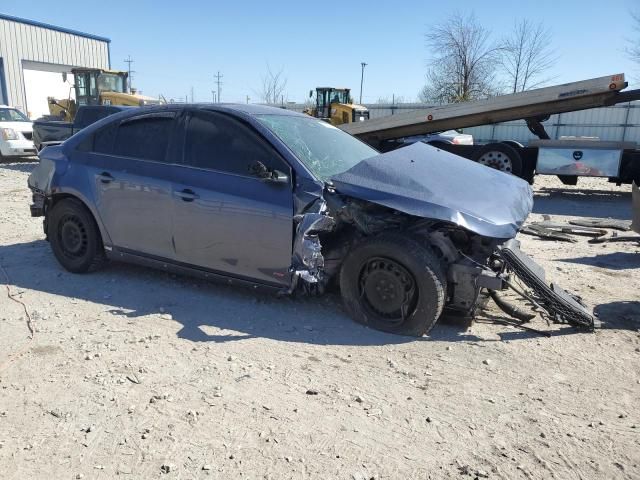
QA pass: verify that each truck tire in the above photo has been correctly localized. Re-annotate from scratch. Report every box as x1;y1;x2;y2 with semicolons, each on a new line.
472;142;523;178
47;198;107;273
339;233;446;337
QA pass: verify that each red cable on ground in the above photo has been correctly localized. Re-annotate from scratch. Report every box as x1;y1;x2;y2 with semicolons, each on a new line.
0;261;34;338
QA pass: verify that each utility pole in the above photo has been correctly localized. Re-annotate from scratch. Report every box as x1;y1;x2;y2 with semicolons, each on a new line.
246;95;250;104
214;71;223;103
124;55;135;93
212;90;216;103
359;62;367;104
190;86;194;103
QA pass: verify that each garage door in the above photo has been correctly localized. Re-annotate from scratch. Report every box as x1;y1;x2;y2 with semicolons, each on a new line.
22;61;75;120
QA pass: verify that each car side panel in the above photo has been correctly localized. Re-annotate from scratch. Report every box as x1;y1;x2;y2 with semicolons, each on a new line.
87;153;176;259
171;167;294;286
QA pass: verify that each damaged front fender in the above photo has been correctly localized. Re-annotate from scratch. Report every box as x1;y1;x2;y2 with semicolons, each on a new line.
288;202;336;292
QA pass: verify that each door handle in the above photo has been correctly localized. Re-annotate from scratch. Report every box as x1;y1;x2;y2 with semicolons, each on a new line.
175;188;199;202
97;171;114;184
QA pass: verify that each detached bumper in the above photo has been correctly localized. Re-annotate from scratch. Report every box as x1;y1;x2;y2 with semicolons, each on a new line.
498;239;595;329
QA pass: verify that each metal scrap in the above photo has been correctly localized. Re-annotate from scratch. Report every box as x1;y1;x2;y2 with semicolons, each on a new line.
520;224;577;242
569;218;631;231
521;213;639;244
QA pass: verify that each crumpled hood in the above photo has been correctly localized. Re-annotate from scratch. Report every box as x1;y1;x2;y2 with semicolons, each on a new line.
331;142;533;239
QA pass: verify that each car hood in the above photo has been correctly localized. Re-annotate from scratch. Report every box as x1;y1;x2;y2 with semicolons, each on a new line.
330;142;533;239
0;121;32;133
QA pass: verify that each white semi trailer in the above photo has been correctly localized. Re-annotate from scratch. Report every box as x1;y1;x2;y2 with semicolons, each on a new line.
340;74;640;185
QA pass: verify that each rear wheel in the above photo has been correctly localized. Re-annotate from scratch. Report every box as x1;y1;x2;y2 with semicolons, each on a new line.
339;233;446;336
48;198;106;273
473;142;523;178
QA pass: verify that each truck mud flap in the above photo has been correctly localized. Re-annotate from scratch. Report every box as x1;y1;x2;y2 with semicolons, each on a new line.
498;239;595;329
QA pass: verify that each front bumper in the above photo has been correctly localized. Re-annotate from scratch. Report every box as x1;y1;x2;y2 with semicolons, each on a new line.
1;139;37;157
446;239;595;329
29;189;46;217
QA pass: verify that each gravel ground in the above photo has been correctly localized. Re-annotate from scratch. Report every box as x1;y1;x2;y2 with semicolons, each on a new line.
0;160;639;479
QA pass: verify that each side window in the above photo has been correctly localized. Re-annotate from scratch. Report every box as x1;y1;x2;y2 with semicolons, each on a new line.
184;111;287;176
113;114;175;162
93;122;118;154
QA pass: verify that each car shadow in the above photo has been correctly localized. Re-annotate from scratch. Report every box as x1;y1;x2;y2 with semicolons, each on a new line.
0;239;591;346
0;160;38;173
558;251;640;270
533;187;632;220
594;301;640;330
0;239;410;347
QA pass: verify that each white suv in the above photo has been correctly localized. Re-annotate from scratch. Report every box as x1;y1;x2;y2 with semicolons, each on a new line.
0;105;36;158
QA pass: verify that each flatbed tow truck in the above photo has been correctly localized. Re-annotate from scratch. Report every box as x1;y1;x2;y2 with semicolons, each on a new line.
341;74;640;185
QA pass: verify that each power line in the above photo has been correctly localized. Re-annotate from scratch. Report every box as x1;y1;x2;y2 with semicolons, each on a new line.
123;55;135;93
214;71;223;103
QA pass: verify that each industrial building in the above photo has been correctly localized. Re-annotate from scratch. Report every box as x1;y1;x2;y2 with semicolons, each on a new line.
0;13;110;119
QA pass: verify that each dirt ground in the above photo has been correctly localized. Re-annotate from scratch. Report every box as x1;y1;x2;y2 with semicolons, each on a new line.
0;160;639;480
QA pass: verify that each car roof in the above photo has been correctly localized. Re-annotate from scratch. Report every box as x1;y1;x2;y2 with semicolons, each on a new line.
194;103;305;117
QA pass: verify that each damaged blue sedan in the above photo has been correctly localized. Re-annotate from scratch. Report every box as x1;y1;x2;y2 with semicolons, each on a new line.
27;104;594;336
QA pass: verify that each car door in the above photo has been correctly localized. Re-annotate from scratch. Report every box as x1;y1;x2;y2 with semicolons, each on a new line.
88;110;181;259
171;109;294;286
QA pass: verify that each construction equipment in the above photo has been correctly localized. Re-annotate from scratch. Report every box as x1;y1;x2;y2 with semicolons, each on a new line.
304;87;369;126
48;68;162;121
341;74;640;186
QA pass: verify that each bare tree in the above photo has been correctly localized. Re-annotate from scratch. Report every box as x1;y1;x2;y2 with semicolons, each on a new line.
419;13;501;104
626;11;640;66
259;65;288;104
501;19;557;93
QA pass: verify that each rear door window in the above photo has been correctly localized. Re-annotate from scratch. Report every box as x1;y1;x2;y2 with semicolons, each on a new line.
113;113;176;162
184;110;287;175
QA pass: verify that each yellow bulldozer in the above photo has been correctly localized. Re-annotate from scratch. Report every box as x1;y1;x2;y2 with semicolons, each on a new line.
48;68;163;121
303;87;369;126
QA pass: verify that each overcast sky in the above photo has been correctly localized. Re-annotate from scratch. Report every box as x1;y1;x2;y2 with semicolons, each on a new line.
5;0;640;103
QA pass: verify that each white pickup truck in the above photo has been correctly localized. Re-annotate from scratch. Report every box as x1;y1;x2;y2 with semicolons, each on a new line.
0;105;36;158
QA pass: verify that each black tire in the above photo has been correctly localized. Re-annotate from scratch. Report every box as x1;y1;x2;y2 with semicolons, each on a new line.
47;198;107;273
339;233;446;336
472;142;523;178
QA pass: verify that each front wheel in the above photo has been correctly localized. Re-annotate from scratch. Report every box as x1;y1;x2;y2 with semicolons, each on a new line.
339;233;446;336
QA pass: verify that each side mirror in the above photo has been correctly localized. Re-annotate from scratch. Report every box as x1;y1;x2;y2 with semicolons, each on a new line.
309;90;313;98
249;161;289;184
62;72;68;83
269;169;289;184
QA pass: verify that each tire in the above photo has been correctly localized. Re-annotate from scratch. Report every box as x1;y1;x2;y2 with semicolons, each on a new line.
472;142;523;178
47;198;107;273
339;233;446;336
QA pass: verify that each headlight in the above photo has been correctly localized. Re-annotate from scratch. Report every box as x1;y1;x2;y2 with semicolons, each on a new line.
1;128;18;140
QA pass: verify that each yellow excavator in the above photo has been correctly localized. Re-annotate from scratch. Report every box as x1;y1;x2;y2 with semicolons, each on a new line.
304;87;369;126
48;68;163;121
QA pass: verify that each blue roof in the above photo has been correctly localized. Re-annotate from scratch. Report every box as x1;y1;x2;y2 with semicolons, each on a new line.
0;13;111;43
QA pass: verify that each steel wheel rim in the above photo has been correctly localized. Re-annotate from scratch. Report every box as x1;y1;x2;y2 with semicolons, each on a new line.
477;151;513;172
358;256;418;325
58;214;88;259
